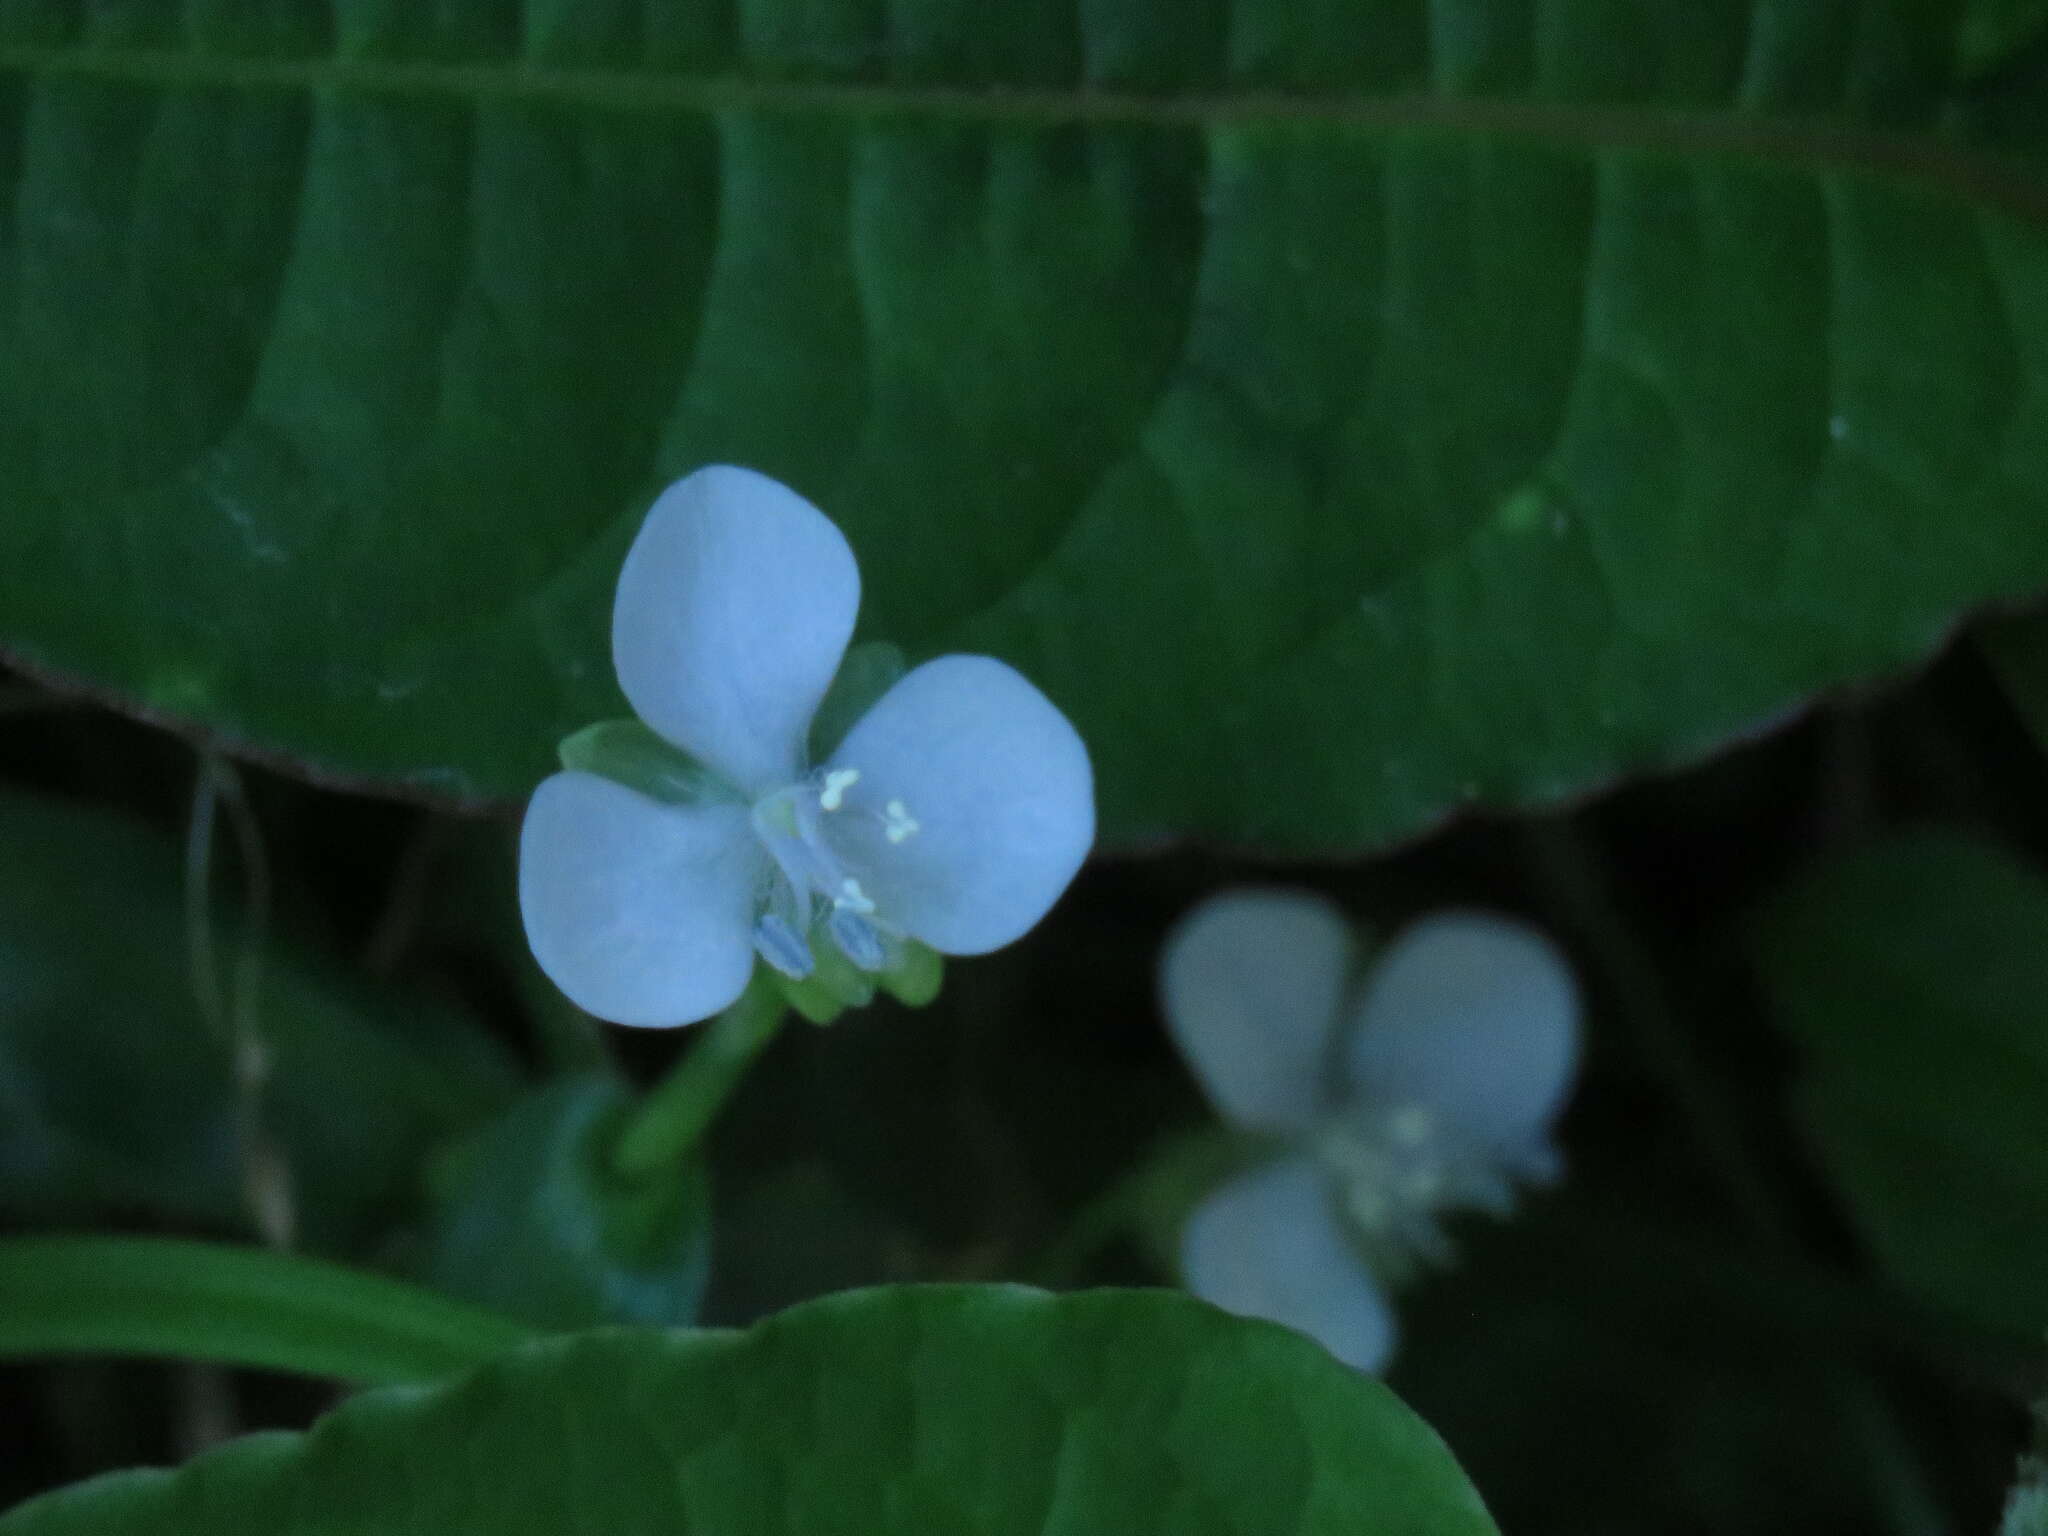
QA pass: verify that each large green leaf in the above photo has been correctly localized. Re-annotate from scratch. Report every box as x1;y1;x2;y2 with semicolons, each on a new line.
0;786;518;1253
7;6;2048;849
0;1285;1496;1535
1749;831;2048;1339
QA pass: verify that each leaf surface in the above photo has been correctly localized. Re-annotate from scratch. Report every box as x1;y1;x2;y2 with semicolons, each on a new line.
0;1285;1498;1536
0;1235;533;1386
6;6;2048;847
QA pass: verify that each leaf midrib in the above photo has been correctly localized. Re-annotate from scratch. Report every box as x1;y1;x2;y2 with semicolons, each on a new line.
2;42;2045;224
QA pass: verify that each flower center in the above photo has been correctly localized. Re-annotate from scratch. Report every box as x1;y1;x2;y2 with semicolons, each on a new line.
1311;1102;1520;1285
746;766;919;979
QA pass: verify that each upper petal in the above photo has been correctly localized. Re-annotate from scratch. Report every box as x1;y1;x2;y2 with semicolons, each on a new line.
822;655;1093;955
1158;889;1354;1134
519;771;765;1028
612;466;859;795
1180;1157;1397;1373
1342;912;1581;1153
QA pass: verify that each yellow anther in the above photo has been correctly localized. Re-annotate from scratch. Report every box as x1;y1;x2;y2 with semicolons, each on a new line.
820;768;861;812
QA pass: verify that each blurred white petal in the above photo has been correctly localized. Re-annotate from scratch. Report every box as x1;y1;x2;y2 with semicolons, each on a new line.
1181;1157;1397;1373
1344;912;1581;1152
1158;889;1354;1133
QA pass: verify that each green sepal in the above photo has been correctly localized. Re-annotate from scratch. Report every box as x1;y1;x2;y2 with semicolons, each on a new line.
770;932;879;1026
807;641;908;764
770;929;943;1024
773;972;847;1026
879;940;944;1007
557;720;735;807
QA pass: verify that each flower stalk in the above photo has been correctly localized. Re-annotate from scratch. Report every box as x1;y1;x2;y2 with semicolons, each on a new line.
609;973;788;1181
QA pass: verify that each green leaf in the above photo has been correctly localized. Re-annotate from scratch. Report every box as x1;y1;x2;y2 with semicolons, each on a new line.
0;786;519;1254
0;1286;1498;1536
1748;831;2048;1338
403;1074;713;1331
0;1235;533;1387
10;13;2048;850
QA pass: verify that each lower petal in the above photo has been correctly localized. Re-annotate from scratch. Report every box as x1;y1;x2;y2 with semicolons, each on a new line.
823;655;1093;954
519;771;764;1028
1180;1157;1397;1373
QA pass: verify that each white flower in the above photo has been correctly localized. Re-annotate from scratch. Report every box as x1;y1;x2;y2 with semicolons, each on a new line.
1158;889;1581;1372
519;466;1095;1028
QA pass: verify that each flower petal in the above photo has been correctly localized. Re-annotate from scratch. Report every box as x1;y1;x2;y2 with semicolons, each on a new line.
519;771;764;1028
1343;912;1581;1152
1181;1157;1397;1373
1158;889;1355;1133
822;655;1093;954
612;466;859;795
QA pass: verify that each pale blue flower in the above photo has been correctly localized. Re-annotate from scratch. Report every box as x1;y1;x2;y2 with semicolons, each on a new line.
520;466;1095;1027
1159;889;1580;1371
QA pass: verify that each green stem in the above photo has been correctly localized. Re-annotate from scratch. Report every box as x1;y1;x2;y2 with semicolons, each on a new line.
0;1236;534;1386
611;972;787;1180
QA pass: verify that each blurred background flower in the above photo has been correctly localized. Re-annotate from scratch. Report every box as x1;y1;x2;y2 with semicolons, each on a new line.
1160;889;1580;1370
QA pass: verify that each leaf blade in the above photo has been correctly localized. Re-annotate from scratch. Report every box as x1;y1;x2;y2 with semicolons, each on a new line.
6;8;2048;849
0;1284;1497;1536
0;1235;534;1386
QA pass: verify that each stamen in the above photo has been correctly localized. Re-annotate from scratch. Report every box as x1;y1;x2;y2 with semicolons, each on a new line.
883;798;920;844
1315;1098;1540;1286
753;912;815;980
829;908;886;971
835;877;876;914
819;767;860;811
